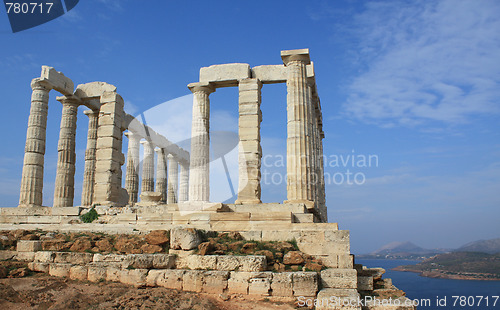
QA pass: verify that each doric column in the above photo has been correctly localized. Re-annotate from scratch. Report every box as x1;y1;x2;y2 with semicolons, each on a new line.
179;161;189;202
281;49;314;204
307;80;318;207
53;95;80;208
19;79;52;207
81;109;99;206
236;78;262;204
167;154;179;204
155;148;168;203
187;82;215;202
124;131;141;204
141;140;155;193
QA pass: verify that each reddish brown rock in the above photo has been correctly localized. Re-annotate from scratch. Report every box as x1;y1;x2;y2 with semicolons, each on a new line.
141;244;163;254
255;250;274;262
198;242;213;256
227;232;243;240
70;238;92;252
304;261;322;272
8;268;29;278
0;266;8;278
115;236;141;254
145;230;170;246
241;243;257;254
227;241;243;252
283;251;304;265
20;234;38;240
96;238;113;252
273;263;285;272
42;239;70;251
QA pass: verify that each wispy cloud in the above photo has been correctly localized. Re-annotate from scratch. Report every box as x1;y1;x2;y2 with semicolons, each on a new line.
342;0;500;127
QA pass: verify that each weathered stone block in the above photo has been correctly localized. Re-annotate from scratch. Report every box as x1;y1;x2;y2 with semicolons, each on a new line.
183;270;204;292
105;266;121;282
315;288;360;310
249;277;271;296
34;251;55;263
49;263;72;277
271;272;293;297
16;252;35;261
157;269;185;290
251;65;287;84
170;228;202;250
320;269;357;289
292;272;318;297
88;265;107;282
28;262;49;273
146;269;163;287
203;271;229;294
40;66;74;95
152;254;176;269
70;265;88;281
200;63;251;86
119;269;148;287
357;276;374;291
54;252;93;264
17;240;42;252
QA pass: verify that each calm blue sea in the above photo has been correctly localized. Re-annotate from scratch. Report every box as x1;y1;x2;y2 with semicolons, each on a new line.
357;259;500;310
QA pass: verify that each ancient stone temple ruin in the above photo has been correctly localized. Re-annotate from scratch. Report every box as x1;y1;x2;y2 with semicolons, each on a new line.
0;49;414;309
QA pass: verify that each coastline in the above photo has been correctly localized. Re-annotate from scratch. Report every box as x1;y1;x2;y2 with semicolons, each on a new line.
392;266;500;281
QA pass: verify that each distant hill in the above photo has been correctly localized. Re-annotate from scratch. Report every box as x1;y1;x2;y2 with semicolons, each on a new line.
372;241;432;255
394;252;500;280
455;238;500;254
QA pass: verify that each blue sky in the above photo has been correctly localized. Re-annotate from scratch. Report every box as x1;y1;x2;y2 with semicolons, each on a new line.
0;0;499;254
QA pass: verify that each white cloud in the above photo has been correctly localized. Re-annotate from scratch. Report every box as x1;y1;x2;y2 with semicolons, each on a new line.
342;0;500;127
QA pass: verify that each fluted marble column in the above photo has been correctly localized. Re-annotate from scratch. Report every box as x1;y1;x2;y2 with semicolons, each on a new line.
125;131;141;204
81;109;99;206
167;154;179;204
19;79;52;207
282;49;314;203
307;81;318;206
188;82;214;202
53;95;80;208
179;161;189;202
155;148;168;202
141;140;155;194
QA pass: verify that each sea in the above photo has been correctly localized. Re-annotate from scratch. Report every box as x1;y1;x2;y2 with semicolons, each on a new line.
357;259;500;310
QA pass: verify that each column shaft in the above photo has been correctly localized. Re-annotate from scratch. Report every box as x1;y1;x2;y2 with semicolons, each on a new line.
125;132;141;204
19;79;51;207
167;154;179;204
179;161;189;202
236;78;262;204
188;83;214;202
155;148;168;202
81;110;99;206
141;140;155;193
282;51;314;203
53;96;79;208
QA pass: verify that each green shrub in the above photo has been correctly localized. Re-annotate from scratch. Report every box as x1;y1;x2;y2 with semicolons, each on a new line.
80;208;99;223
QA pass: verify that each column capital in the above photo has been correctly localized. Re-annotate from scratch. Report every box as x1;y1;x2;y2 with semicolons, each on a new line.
83;109;99;117
154;147;165;153
140;139;153;145
125;131;142;141
31;78;52;91
56;95;81;106
281;48;311;66
188;82;215;94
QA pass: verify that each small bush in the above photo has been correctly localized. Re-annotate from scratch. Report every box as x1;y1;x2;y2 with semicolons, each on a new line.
80;208;99;223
